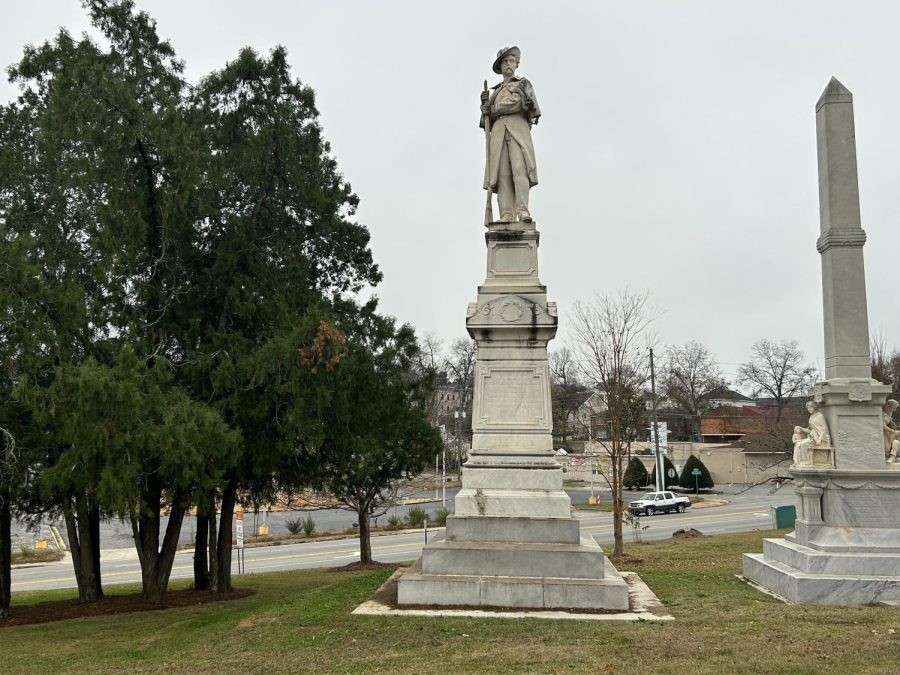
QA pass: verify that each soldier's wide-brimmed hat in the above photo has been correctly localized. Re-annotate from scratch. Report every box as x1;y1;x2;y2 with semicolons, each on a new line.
492;46;521;74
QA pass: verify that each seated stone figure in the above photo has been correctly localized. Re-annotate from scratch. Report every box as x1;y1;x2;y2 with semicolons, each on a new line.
882;399;900;463
792;401;832;468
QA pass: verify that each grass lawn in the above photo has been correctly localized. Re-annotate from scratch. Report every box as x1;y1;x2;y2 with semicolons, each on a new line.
4;530;900;674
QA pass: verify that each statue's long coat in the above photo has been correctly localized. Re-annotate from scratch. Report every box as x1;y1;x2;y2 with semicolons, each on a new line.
482;77;540;192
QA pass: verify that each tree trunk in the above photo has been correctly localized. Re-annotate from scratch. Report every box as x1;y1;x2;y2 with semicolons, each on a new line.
208;491;219;592
612;445;624;557
215;478;237;593
357;503;372;563
133;480;189;604
136;501;188;604
0;480;11;618
65;498;101;603
89;503;103;599
193;510;210;591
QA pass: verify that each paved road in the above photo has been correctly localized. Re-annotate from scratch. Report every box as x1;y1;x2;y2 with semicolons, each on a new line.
8;485;456;551
11;485;795;593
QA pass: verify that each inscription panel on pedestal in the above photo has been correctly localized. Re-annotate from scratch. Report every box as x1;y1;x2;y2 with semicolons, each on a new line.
474;364;550;429
823;487;900;527
488;242;536;277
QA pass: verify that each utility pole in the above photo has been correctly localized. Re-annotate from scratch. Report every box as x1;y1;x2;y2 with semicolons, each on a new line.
649;348;664;491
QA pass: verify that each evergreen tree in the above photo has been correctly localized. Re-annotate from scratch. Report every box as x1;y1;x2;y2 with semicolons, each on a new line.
1;0;399;605
185;45;381;591
254;302;442;564
623;457;649;489
22;348;238;603
679;454;714;492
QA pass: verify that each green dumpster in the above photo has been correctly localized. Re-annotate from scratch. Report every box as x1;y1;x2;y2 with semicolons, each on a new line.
771;505;796;529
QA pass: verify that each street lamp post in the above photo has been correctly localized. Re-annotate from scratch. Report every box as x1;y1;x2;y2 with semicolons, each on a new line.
451;410;466;507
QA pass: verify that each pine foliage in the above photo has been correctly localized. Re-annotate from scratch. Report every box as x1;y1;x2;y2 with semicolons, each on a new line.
623;457;649;489
678;454;715;490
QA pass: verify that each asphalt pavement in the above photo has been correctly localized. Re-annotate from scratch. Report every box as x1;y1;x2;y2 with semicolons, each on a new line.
10;483;798;593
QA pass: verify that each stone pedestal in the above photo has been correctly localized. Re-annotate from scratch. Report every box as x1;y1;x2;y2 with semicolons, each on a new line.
813;379;892;470
398;222;628;610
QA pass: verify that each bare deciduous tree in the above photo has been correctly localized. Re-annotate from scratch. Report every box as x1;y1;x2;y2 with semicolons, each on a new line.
569;289;658;558
416;333;444;427
870;330;900;396
444;337;476;476
662;341;726;441
737;339;817;421
445;337;477;411
549;347;589;449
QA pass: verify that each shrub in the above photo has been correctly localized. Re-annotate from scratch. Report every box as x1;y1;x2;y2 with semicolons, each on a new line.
679;454;715;491
623;457;649;489
406;506;426;527
433;508;449;526
302;514;316;536
285;516;303;535
649;455;680;489
387;514;402;530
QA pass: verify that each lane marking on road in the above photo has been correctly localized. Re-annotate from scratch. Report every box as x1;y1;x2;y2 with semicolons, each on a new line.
12;539;425;588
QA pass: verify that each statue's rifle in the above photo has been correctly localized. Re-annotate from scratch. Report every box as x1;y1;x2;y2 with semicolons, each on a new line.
482;80;493;225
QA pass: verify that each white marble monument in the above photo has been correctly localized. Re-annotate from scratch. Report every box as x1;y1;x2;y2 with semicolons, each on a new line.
397;48;628;610
743;78;900;605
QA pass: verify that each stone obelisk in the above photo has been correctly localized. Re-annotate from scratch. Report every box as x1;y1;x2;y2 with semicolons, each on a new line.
812;78;891;472
743;78;900;605
397;47;628;610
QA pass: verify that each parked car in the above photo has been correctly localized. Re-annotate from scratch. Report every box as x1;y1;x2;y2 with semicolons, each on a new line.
628;491;691;516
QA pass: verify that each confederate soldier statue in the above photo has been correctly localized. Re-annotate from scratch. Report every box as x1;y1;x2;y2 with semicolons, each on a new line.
481;46;540;224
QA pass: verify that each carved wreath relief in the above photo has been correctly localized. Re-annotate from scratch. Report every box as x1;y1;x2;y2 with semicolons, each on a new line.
477;297;543;323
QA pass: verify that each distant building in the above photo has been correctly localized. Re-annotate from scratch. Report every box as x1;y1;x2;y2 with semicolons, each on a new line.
706;387;756;409
700;405;779;443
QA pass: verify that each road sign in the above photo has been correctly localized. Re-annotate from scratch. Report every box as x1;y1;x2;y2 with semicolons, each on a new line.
692;468;702;476
649;422;669;450
235;511;244;549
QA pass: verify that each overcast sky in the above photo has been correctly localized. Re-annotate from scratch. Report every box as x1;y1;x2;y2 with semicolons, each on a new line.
4;1;900;386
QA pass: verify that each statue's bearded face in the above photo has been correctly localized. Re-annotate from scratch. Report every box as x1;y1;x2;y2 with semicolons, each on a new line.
501;54;518;76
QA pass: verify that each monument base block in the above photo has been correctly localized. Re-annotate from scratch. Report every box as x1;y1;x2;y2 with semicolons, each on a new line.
743;548;900;606
743;468;900;605
398;537;629;610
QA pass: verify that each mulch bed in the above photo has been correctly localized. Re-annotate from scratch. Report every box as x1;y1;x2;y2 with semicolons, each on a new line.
0;588;255;628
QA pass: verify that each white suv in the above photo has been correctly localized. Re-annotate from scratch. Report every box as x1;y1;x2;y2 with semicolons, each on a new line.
628;491;691;516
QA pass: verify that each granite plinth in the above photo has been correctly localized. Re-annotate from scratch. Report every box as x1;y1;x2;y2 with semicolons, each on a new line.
445;515;580;544
458;466;562;490
399;549;630;611
742;468;900;605
743;552;900;605
421;535;609;579
454;488;572;518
